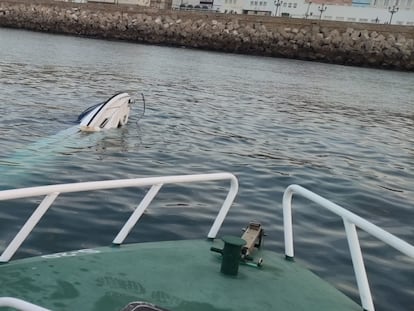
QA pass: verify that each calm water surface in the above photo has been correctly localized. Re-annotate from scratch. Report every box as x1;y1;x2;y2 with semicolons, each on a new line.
0;28;413;311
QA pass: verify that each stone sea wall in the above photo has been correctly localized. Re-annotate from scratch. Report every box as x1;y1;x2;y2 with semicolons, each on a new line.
1;0;414;70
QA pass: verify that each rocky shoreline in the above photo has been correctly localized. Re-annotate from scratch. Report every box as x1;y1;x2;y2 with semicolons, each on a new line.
1;0;413;70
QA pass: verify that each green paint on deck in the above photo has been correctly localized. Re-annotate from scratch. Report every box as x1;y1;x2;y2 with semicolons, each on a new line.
0;240;362;311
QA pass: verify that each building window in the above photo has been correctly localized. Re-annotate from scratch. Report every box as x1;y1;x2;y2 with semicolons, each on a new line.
251;0;254;4
255;1;258;4
288;2;292;7
293;3;297;7
259;1;263;5
264;1;267;5
283;2;287;6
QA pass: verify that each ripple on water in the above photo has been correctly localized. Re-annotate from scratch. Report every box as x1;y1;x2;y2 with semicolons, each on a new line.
0;28;413;311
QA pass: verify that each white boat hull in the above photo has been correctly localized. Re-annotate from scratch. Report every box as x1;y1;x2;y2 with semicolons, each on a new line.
79;92;131;132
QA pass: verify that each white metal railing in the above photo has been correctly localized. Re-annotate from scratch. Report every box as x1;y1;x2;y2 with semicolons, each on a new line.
2;177;413;311
282;184;414;311
0;297;51;311
0;173;238;263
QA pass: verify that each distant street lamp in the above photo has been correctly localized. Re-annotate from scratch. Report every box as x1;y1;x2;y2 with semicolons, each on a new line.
274;0;283;17
305;1;312;19
318;4;327;20
388;5;399;24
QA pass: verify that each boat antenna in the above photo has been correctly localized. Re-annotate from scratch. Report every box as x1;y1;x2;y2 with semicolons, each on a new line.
136;93;145;122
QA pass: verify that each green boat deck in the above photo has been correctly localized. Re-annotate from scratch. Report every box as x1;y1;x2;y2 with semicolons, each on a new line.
0;239;362;311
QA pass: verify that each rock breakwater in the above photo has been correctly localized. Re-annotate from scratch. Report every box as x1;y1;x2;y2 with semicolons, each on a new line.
1;0;413;70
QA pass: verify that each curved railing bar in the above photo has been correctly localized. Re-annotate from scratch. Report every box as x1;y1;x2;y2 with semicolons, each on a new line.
0;173;238;263
282;184;414;311
0;297;51;311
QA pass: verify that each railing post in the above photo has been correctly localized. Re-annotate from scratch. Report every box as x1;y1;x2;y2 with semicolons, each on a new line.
343;219;375;311
282;186;294;260
0;193;59;263
113;184;163;245
207;176;238;238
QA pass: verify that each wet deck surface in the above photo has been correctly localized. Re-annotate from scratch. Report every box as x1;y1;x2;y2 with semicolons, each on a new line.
0;240;362;311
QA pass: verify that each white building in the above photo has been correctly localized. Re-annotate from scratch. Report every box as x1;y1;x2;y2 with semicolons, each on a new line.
171;0;414;25
272;0;414;25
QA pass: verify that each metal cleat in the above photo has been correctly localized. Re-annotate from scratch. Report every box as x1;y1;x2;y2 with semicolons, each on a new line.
241;222;264;258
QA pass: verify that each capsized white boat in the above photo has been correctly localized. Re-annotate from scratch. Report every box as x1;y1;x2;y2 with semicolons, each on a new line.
78;92;132;132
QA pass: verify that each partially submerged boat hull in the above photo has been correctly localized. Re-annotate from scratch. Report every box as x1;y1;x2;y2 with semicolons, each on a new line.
79;93;131;132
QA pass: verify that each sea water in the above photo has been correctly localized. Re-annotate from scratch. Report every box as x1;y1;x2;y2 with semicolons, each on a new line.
0;28;413;311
